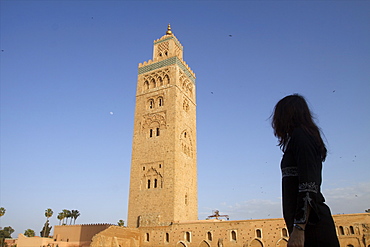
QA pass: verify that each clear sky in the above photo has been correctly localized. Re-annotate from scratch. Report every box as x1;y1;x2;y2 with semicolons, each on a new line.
1;0;369;237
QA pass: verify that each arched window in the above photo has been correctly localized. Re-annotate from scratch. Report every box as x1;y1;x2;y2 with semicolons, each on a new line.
165;233;169;243
164;75;170;84
145;233;150;242
157;77;163;86
156;128;160;136
282;228;288;237
144;81;149;90
158;97;163;106
150;78;156;89
149;129;153;138
185;231;191;242
149;99;154;109
231;230;237;241
349;226;354;234
339;226;345;235
256;229;262;238
207;231;212;241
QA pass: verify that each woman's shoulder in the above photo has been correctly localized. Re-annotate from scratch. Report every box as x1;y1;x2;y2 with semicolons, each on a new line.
291;127;317;147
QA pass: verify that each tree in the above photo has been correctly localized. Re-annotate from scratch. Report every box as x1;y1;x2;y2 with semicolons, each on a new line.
117;220;125;227
43;208;53;237
57;212;65;225
0;207;5;217
71;210;80;225
40;220;52;237
45;208;53;220
62;209;71;225
24;229;35;237
0;226;15;238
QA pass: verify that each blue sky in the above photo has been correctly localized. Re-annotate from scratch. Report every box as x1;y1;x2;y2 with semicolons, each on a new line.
1;0;369;237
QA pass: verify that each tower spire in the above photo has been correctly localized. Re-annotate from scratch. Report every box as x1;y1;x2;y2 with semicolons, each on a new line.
166;24;172;35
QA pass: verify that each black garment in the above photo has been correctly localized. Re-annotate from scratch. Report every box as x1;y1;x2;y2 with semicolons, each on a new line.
281;128;339;247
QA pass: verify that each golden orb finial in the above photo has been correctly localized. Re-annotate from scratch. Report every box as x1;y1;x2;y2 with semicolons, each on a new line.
166;24;172;35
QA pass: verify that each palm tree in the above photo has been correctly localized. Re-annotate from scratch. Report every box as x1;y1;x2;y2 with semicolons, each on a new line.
43;208;53;237
71;210;80;225
45;208;53;220
57;212;64;225
24;229;35;237
0;207;5;217
117;220;125;227
62;209;71;225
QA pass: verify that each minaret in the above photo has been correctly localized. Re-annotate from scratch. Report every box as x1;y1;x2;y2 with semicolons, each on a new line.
127;25;198;228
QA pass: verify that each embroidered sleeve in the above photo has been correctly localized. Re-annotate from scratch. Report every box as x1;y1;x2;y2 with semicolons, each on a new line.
290;128;321;224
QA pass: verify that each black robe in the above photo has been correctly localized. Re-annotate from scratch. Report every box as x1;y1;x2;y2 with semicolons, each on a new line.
281;127;339;246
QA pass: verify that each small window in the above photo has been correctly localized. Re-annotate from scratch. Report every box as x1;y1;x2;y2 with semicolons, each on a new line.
282;228;288;237
339;226;345;235
154;179;158;188
256;229;262;238
146;233;150;242
165;233;169;243
185;232;191;242
349;226;354;234
143;167;145;171
156;128;160;136
207;231;212;241
231;230;237;241
147;180;151;189
159;164;162;168
150;129;153;138
149;99;154;109
158;97;163;106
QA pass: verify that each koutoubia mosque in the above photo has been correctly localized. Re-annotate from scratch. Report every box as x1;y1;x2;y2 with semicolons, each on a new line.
14;25;370;247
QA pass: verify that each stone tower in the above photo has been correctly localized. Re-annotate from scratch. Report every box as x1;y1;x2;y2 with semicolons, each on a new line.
127;25;198;228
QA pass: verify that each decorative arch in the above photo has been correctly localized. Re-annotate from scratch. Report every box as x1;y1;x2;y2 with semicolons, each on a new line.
249;238;263;247
180;129;194;158
148;99;154;109
176;241;187;247
141;168;163;190
157;76;163;86
164;74;170;84
276;238;288;247
144;80;149;91
149;78;156;89
199;240;210;247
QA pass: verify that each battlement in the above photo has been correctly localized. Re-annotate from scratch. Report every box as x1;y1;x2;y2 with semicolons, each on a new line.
55;223;113;227
154;34;183;50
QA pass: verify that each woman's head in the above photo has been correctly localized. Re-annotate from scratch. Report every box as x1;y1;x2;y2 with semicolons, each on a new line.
272;94;327;160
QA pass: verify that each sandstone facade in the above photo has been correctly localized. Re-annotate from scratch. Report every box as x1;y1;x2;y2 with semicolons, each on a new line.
91;214;369;247
127;25;197;228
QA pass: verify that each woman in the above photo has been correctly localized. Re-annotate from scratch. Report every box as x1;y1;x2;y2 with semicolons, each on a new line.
272;94;339;247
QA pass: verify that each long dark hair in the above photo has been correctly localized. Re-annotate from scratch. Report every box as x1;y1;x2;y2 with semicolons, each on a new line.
272;94;327;161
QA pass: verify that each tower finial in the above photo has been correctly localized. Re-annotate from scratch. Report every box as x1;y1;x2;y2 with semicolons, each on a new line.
166;24;172;35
